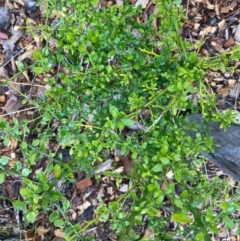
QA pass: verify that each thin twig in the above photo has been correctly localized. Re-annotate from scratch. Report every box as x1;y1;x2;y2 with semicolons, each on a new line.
0;106;37;117
5;81;46;87
186;0;190;17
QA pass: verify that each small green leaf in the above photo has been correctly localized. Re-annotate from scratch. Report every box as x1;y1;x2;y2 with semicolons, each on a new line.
21;141;28;151
42;183;49;191
140;208;148;215
14;161;22;172
54;164;61;178
0;156;9;165
174;198;183;209
160;157;170;165
220;201;228;211
209;224;219;234
180;190;189;199
173;0;182;4
54;219;65;227
25;211;38;223
174;170;182;183
49;211;59;222
42;196;49;210
32;139;40;146
151;164;162;172
172;212;192;223
223;216;234;229
147;184;155;192
126;53;133;60
33;50;41;59
171;105;177;115
117;121;124;130
63;200;70;212
0;172;5;184
15;61;25;70
20;187;32;197
22;168;31;177
196;232;204;241
13;200;27;211
109;105;119;119
161;141;168;155
120;118;134;127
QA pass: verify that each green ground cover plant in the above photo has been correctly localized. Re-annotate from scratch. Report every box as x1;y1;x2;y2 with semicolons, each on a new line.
1;0;240;240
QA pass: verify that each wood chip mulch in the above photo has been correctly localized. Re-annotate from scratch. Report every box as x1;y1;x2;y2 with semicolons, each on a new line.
0;0;240;240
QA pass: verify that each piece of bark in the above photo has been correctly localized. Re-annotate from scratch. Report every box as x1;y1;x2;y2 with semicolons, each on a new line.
187;114;240;181
75;177;92;191
0;30;10;40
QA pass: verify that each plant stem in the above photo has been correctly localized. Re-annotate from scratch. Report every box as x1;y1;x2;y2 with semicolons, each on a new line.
190;207;211;241
118;211;136;241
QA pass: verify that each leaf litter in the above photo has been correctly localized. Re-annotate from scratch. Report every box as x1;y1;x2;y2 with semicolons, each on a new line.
0;0;239;240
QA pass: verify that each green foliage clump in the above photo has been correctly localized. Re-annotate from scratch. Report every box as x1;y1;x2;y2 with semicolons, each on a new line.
0;0;240;240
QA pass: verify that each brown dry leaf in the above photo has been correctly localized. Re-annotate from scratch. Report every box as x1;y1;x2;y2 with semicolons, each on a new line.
35;226;51;240
210;41;224;53
4;28;25;50
142;227;155;240
54;229;65;238
2;180;21;199
4;97;23;114
7;138;18;150
22;70;31;82
217;87;232;97
0;30;11;40
119;155;133;174
76;178;93;191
